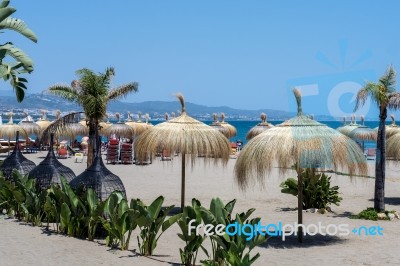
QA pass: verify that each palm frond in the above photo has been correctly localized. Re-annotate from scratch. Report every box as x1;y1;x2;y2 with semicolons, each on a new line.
379;65;396;93
388;92;400;110
106;82;138;101
47;85;81;103
40;112;83;143
354;84;374;111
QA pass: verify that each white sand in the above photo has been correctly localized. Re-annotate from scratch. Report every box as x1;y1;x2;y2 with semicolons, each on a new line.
1;152;399;266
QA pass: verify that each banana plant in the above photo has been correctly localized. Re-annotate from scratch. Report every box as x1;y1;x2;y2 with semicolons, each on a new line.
175;198;206;266
133;196;180;256
86;188;105;241
0;0;37;102
101;191;138;250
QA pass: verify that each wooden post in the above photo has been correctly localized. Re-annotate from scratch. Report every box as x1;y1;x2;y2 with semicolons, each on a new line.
297;169;304;243
181;153;186;211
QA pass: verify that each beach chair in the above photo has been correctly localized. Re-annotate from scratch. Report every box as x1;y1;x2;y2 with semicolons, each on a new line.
161;149;172;161
365;148;376;160
106;139;119;164
74;153;84;163
0;144;11;154
120;143;133;164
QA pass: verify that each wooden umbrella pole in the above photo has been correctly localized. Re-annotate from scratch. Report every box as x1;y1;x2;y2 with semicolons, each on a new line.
297;168;304;243
181;153;186;211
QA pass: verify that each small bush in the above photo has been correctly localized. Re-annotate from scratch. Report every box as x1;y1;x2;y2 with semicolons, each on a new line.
349;208;379;221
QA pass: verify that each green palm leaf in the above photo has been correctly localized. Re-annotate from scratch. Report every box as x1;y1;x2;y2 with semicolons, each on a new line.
0;17;38;42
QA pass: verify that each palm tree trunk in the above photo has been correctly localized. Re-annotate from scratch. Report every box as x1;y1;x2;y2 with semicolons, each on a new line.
87;119;96;168
375;107;387;212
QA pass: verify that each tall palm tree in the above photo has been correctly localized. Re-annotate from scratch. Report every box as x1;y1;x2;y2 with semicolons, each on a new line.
354;66;400;211
47;67;138;167
0;0;37;102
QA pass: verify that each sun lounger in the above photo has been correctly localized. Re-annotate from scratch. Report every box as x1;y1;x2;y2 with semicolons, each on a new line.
161;149;172;161
365;148;376;160
120;143;133;164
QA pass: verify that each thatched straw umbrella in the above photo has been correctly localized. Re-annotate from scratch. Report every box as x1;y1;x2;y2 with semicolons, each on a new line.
99;113;112;134
18;111;40;137
103;113;134;139
0;131;36;180
219;113;237;138
210;113;230;138
387;132;400;160
337;114;360;136
377;114;400;138
0;112;28;141
70;136;126;201
234;89;368;243
134;94;231;210
348;115;377;151
36;110;51;133
28;133;76;189
125;111;148;137
246;113;274;140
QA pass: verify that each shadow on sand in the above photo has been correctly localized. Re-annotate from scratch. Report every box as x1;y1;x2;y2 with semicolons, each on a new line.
369;197;400;206
260;233;347;249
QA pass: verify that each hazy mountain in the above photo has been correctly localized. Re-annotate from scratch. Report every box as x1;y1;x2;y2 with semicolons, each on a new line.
0;93;299;120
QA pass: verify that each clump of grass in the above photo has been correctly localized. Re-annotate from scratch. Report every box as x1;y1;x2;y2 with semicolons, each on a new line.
350;208;397;221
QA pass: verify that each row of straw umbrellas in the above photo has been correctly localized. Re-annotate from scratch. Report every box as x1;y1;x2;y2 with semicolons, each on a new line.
2;91;400;245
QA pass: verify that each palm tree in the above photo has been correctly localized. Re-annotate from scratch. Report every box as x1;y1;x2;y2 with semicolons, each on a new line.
0;0;37;102
47;67;138;167
354;66;400;211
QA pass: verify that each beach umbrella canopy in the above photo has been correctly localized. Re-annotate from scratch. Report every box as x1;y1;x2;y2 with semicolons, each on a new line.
70;137;126;201
348;115;377;150
246;113;274;140
36;110;51;133
125;111;148;137
210;113;230;138
0;131;36;180
28;133;76;190
387;132;400;160
134;94;231;210
219;113;237;138
234;89;368;243
18;111;40;136
337;114;360;136
103;113;134;139
0;113;28;140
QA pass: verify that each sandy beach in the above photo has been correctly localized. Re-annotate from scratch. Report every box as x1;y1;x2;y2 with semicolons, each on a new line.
1;151;399;266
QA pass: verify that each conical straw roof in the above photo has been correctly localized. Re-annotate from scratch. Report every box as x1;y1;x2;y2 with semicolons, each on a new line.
385;114;400;138
0;113;28;140
103;113;134;138
337;114;360;136
36;110;51;132
348;115;377;141
246;113;274;140
18;111;40;136
387;132;400;161
0;131;36;180
125;111;148;136
28;133;76;189
234;88;368;243
219;113;237;138
210;113;230;138
134;93;231;209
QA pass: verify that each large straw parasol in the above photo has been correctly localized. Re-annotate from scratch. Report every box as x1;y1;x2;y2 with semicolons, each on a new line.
28;133;76;190
103;113;134;139
0;112;28;141
234;89;368;243
387;132;400;160
18;111;40;137
134;94;231;210
348;115;377;151
210;113;230;138
99;113;112;134
0;131;36;180
219;113;237;138
125;111;148;137
70;136;126;201
36;110;51;133
246;113;274;140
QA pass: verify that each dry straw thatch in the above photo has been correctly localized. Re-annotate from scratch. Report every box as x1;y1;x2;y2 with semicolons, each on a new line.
234;88;368;242
384;114;400;138
36;110;51;132
125;111;149;137
210;113;230;138
348;115;377;141
337;114;360;136
219;113;237;138
40;112;87;142
0;113;28;140
246;113;274;140
103;112;134;138
387;132;400;161
134;93;231;209
18;111;40;136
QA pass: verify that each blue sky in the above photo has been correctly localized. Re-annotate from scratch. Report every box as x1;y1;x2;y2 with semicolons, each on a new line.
3;1;400;119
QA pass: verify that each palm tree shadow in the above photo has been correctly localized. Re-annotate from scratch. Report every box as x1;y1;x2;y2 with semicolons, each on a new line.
368;197;400;206
260;233;347;249
330;211;354;218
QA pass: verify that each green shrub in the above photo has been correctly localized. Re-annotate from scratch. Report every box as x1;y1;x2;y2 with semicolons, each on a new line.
350;208;379;221
280;169;342;210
